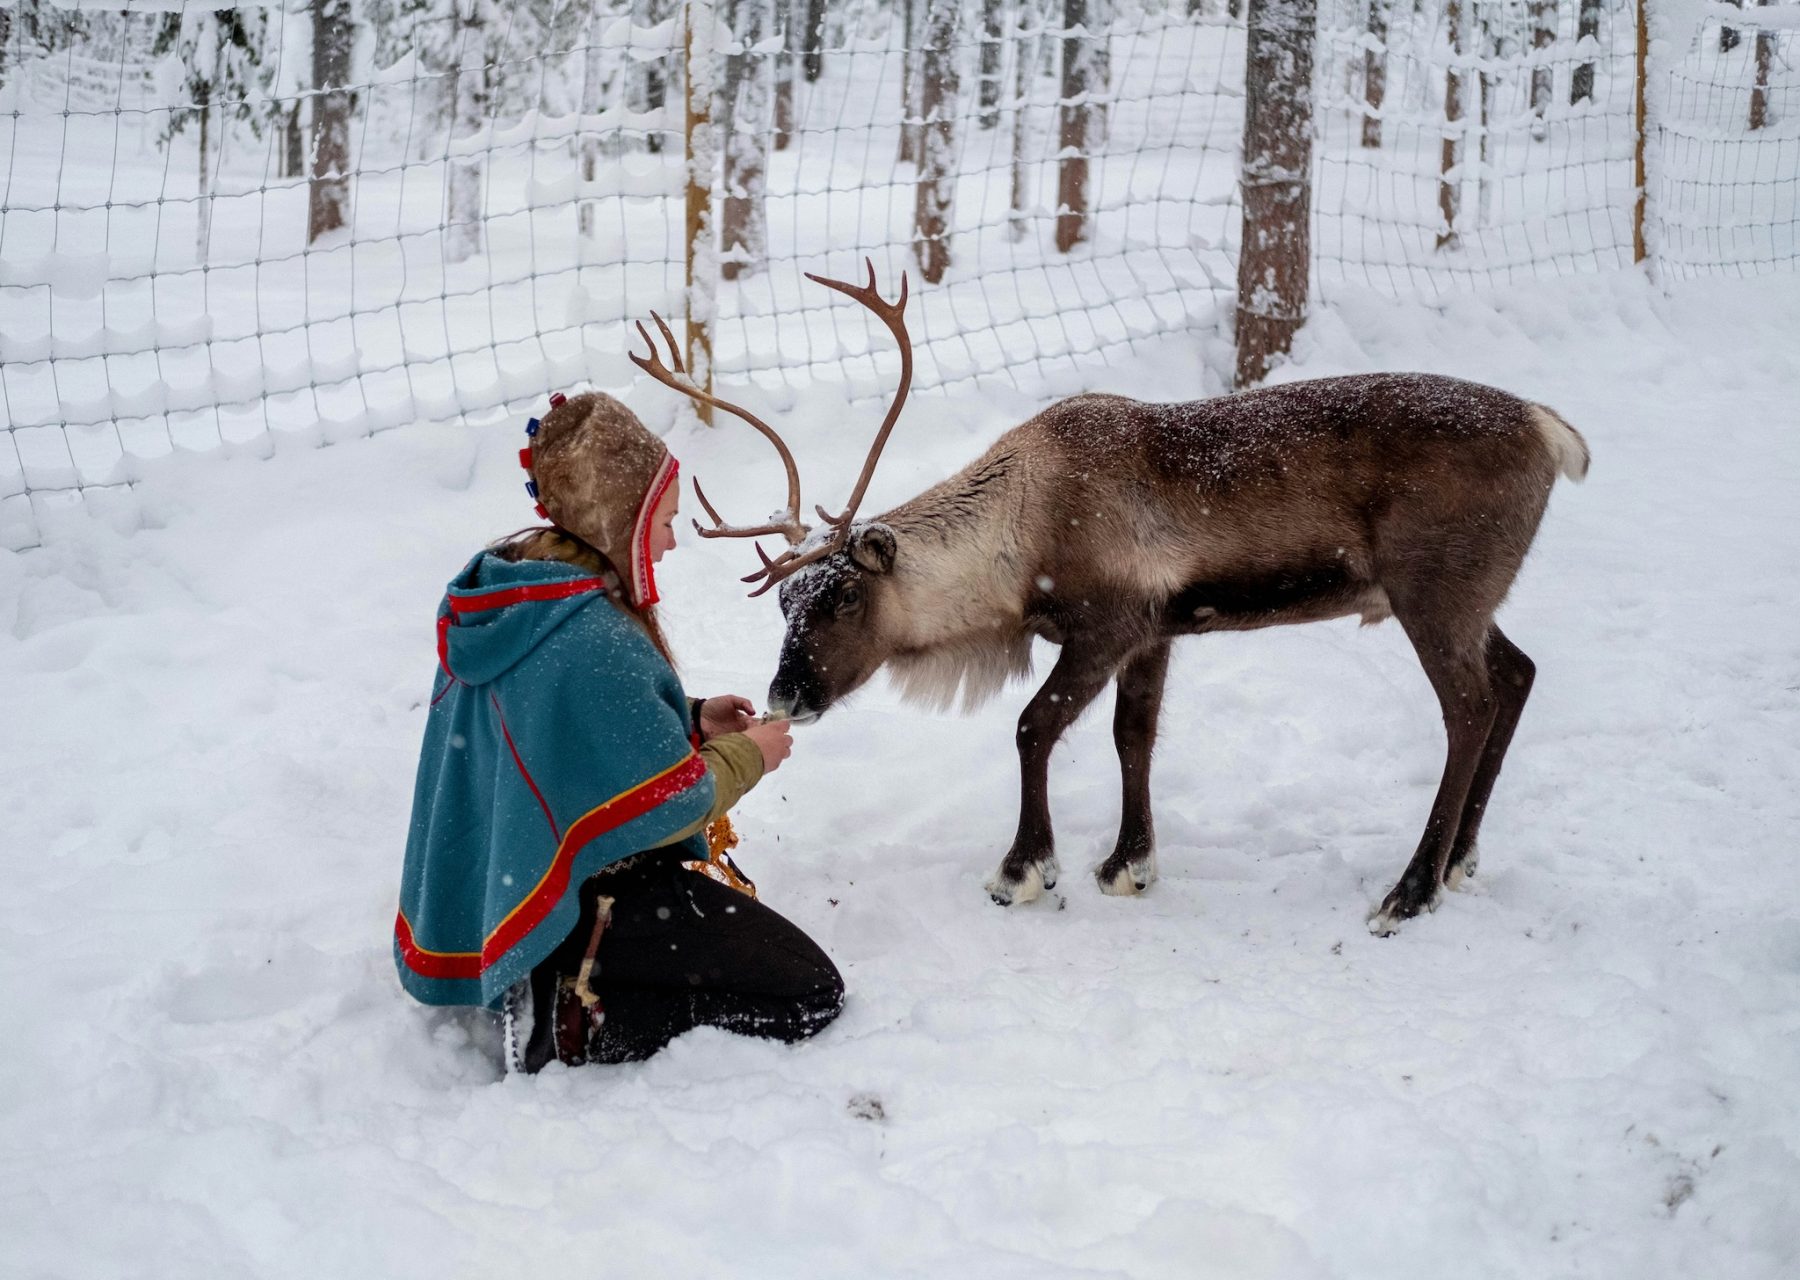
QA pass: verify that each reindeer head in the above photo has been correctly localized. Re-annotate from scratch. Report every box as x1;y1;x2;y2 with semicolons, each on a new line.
631;260;913;722
765;521;902;722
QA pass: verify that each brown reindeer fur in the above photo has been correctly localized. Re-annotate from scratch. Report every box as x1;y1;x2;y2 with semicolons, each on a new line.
768;372;1586;932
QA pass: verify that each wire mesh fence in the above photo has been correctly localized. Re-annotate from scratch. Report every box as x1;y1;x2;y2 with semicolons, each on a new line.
1314;0;1644;296
1;0;1795;550
1654;5;1800;278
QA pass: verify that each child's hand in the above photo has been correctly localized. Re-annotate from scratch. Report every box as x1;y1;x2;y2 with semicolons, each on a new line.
743;718;793;775
699;694;756;741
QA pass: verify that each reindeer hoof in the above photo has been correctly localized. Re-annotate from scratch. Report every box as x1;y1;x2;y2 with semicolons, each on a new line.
1368;881;1440;936
1097;850;1157;896
986;856;1056;907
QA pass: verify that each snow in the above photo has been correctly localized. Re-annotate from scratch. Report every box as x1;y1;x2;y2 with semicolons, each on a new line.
5;267;1799;1276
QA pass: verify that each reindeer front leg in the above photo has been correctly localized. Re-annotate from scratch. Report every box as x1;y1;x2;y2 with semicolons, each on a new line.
988;638;1124;905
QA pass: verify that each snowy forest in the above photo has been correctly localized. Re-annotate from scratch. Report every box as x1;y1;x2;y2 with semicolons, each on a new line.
3;5;1800;1274
3;0;1793;534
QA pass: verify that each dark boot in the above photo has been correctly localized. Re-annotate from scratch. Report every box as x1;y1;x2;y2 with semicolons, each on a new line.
502;964;593;1074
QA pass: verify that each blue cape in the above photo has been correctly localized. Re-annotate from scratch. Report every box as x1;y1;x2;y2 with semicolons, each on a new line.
394;551;712;1008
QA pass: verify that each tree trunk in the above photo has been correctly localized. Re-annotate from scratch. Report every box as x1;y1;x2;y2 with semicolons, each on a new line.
443;3;486;263
1055;0;1109;253
1478;16;1499;226
1749;0;1774;130
1570;0;1600;105
1720;0;1741;53
196;84;214;261
803;0;826;81
0;10;13;94
898;0;923;165
720;0;770;281
308;0;354;244
1010;2;1039;240
20;3;43;54
914;1;959;282
579;6;606;238
684;0;716;413
1529;0;1555;122
774;0;796;149
1438;0;1466;249
1362;0;1387;148
1234;0;1314;387
979;0;1006;129
283;99;305;180
637;0;674;154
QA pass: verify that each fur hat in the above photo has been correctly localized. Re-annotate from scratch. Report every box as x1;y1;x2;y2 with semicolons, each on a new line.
523;392;679;607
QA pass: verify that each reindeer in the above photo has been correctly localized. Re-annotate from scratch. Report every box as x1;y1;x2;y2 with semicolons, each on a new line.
632;263;1588;934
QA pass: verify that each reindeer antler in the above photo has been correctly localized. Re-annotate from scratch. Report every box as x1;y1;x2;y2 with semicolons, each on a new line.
802;260;912;534
629;311;809;548
631;259;912;597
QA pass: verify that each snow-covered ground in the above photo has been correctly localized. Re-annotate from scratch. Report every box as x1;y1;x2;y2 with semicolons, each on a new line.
4;270;1799;1277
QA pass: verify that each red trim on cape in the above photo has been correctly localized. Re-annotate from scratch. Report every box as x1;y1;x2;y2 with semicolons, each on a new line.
437;577;604;681
447;577;606;615
394;751;708;981
491;692;560;842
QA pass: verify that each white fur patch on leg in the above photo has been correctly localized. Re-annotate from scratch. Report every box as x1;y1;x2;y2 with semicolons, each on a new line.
986;856;1055;906
1100;865;1140;896
1446;843;1480;892
1099;850;1157;896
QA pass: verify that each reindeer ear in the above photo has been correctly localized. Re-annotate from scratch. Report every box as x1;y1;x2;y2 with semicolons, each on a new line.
849;524;897;575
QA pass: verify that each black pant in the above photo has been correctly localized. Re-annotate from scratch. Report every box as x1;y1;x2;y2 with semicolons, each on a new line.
533;847;844;1064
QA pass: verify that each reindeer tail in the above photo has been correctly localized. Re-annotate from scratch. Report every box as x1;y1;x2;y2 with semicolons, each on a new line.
1529;404;1590;483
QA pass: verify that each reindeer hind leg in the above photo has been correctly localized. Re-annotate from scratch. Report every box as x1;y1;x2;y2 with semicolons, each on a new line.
1444;626;1536;890
1370;598;1499;935
1097;640;1172;897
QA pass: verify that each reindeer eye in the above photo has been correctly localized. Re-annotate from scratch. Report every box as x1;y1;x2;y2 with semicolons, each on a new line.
839;586;861;610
